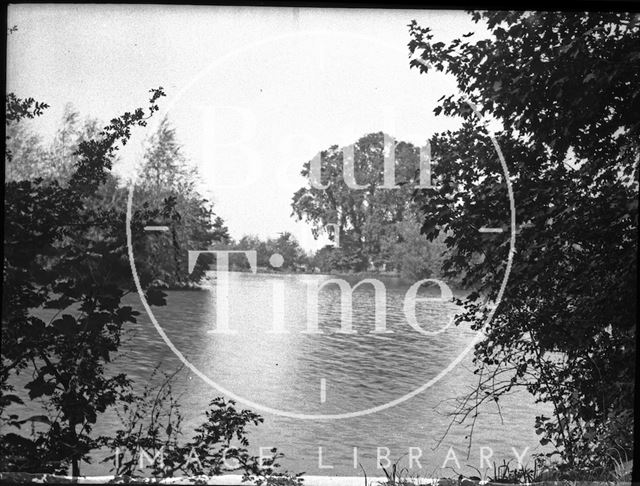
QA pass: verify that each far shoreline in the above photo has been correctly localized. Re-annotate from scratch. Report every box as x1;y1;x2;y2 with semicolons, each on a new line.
155;269;466;293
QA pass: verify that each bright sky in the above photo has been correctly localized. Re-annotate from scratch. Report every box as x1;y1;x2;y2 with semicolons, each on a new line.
7;5;487;250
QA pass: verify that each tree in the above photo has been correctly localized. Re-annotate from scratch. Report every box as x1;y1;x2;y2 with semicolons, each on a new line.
217;233;307;272
291;132;422;271
1;88;169;475
5;103;101;183
2;94;302;484
135;116;230;287
383;219;449;280
266;232;307;271
139;116;196;191
408;11;637;475
311;244;363;274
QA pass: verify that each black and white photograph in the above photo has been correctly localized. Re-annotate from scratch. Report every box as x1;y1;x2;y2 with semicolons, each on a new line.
2;3;638;485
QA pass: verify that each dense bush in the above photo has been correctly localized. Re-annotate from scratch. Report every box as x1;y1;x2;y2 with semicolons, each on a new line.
409;10;638;473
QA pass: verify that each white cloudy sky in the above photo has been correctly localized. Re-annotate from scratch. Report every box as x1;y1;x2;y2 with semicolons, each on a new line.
7;5;488;250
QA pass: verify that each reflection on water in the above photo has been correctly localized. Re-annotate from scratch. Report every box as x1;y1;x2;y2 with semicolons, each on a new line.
30;273;552;475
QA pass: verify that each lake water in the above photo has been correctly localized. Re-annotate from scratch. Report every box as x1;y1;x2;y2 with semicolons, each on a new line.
20;272;551;477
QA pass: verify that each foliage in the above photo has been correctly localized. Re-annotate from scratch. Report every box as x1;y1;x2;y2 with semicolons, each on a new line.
1;88;169;475
135;116;230;288
215;232;309;272
357;456;429;486
264;232;308;272
291;132;422;272
382;219;450;280
2;90;297;482
292;132;449;276
480;455;633;484
5;108;229;287
6;103;103;183
311;245;365;274
408;10;638;473
101;371;304;485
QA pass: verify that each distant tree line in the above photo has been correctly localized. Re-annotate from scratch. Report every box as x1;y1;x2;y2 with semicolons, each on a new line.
211;232;309;272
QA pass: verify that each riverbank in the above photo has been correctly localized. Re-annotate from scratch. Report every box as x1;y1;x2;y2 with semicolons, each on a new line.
0;472;632;485
153;269;458;291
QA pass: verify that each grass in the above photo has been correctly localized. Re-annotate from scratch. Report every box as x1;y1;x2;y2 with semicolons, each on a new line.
483;454;633;484
359;455;633;486
359;457;434;486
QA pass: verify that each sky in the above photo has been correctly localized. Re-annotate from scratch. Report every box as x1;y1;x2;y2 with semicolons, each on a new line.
7;5;488;250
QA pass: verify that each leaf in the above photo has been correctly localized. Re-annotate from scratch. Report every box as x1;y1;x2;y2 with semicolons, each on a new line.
145;288;167;307
17;415;52;426
86;312;111;332
0;394;24;406
25;375;57;399
51;314;76;335
420;221;438;239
